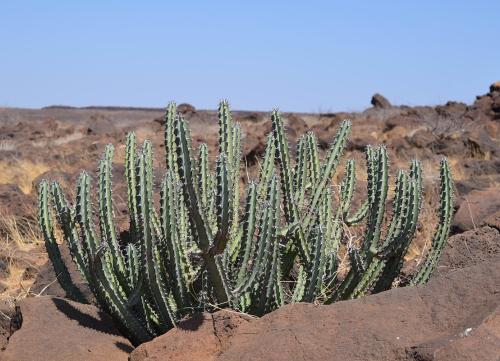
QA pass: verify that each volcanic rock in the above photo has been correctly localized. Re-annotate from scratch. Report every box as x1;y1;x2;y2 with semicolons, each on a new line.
452;188;500;232
462;159;500;177
0;184;34;221
217;258;500;361
408;306;500;360
407;129;435;148
127;248;500;361
437;226;500;274
177;103;196;115
1;296;133;361
130;311;251;361
30;242;93;303
371;93;392;109
482;210;500;231
31;170;74;193
490;81;500;93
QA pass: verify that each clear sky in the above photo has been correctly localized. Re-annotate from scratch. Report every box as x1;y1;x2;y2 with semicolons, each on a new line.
1;1;499;112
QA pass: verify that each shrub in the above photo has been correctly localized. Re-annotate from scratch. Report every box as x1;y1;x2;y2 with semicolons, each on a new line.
39;101;453;345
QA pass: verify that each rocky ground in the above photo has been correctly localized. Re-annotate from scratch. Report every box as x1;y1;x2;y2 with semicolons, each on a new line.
0;83;499;360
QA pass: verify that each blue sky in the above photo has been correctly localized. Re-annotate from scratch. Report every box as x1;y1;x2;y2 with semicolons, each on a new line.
1;1;499;112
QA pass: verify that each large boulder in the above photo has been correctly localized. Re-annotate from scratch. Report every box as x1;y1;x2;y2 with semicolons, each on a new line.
454;179;493;198
407;129;435;148
452;188;500;232
1;296;132;361
127;247;500;361
462;159;500;178
218;257;499;361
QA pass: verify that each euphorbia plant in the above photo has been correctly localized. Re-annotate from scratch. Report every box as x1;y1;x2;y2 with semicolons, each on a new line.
39;101;453;344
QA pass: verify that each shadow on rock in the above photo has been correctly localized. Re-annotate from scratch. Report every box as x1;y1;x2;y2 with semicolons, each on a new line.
177;312;205;331
1;296;133;361
114;341;134;353
52;298;121;336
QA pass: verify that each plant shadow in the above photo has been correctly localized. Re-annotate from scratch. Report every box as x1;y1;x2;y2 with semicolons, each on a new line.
52;297;133;353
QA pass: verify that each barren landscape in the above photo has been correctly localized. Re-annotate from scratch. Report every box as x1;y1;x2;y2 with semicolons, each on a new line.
0;83;499;360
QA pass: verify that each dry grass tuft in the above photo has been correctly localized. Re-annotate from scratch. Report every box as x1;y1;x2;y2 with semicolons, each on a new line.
0;160;50;194
0;207;45;308
405;193;439;262
52;132;85;146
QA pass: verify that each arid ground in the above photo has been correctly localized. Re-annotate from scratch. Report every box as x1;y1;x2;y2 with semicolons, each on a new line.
0;84;499;360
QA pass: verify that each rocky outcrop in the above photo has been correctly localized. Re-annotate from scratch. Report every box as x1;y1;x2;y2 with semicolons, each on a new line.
470;82;500;121
31;170;74;193
8;257;499;361
126;229;500;361
1;296;133;361
217;258;499;361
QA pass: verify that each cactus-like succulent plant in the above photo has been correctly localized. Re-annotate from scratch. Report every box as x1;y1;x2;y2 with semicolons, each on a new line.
39;101;454;345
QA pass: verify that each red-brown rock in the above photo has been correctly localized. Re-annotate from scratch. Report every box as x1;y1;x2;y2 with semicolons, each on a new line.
130;311;251;361
128;249;500;361
408;306;500;361
452;188;500;232
1;296;132;361
437;226;500;273
177;103;196;115
482;210;500;231
219;257;500;361
371;93;392;109
0;184;35;222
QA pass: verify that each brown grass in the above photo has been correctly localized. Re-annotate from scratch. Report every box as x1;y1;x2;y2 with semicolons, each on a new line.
0;207;45;308
0;160;50;194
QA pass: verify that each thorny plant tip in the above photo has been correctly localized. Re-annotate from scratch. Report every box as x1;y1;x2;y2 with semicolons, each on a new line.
38;100;454;345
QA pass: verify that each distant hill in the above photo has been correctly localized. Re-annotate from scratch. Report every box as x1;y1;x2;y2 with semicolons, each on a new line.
42;105;164;112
